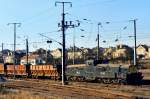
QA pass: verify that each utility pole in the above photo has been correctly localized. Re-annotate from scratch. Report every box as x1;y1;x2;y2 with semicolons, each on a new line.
97;23;101;60
55;1;80;85
1;43;3;52
26;38;29;65
1;43;4;63
133;19;137;67
73;27;82;65
73;31;75;65
130;19;137;66
8;23;21;78
55;1;72;85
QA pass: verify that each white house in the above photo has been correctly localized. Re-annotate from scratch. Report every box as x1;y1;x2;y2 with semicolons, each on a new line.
51;49;62;59
67;51;83;60
4;56;13;63
136;45;150;59
3;52;13;64
20;55;45;65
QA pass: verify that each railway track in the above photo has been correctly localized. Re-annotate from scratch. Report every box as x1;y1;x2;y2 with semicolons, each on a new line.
3;79;134;99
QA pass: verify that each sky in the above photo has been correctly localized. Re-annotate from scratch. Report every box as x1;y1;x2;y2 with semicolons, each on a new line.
0;0;150;51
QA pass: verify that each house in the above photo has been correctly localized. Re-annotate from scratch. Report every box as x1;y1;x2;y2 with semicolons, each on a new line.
113;44;133;59
136;44;150;59
103;44;133;61
113;48;127;58
20;54;45;65
51;48;62;59
67;47;94;60
80;48;92;54
2;49;26;64
1;49;12;63
148;48;150;58
4;55;13;64
33;48;46;55
67;51;83;60
80;48;94;59
103;47;115;59
3;51;15;64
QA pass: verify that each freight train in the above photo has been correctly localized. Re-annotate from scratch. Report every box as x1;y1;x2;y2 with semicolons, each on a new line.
0;60;143;84
0;63;60;79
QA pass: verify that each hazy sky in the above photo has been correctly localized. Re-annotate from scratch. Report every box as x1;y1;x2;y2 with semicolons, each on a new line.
0;0;150;51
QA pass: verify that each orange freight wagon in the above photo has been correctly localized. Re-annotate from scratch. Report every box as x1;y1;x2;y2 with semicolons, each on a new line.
7;65;27;76
7;65;14;75
30;65;43;76
43;65;59;77
15;65;27;76
30;65;59;79
0;64;4;75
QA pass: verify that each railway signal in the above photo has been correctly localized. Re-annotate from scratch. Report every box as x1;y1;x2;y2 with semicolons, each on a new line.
47;40;52;44
39;33;62;46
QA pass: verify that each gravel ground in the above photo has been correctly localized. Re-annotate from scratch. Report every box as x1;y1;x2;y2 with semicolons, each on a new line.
0;79;150;99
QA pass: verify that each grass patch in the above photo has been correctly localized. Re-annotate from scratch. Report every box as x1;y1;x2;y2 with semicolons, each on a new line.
0;87;56;99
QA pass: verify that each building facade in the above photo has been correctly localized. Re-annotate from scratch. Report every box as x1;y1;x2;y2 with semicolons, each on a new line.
137;45;150;59
20;55;45;65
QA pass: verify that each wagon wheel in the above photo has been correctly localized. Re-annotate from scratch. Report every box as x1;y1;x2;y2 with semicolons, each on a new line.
68;76;74;81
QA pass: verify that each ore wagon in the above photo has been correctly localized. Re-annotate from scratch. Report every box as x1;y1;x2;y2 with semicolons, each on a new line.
0;64;4;75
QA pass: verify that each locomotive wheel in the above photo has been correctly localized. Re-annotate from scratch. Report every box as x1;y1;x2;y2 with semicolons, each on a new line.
76;77;81;81
77;77;85;82
68;76;74;81
68;76;76;81
102;79;111;84
95;78;102;83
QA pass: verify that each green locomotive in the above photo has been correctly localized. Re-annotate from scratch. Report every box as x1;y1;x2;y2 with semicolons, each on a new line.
66;59;143;84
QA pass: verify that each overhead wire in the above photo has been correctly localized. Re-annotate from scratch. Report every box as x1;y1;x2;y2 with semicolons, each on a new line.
71;0;118;9
67;12;136;48
2;1;149;49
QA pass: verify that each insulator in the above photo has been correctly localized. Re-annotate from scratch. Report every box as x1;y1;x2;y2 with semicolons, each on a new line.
66;21;68;25
98;22;101;25
78;23;80;26
115;39;118;42
106;22;110;24
72;25;75;28
70;21;72;25
58;23;60;27
80;29;84;31
103;40;106;43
